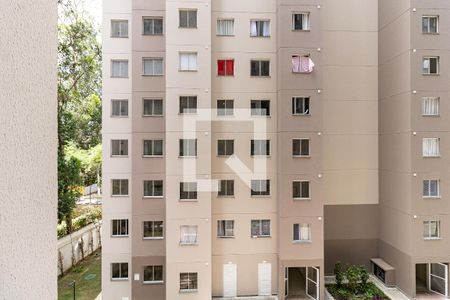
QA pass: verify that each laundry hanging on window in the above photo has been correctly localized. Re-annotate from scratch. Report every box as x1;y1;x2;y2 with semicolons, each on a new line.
292;55;315;73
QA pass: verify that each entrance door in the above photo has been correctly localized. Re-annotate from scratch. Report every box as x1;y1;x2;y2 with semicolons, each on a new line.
429;263;448;297
284;267;289;297
223;264;237;297
306;267;319;300
258;263;271;296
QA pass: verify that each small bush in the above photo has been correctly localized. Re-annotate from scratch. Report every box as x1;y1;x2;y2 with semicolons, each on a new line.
71;265;84;273
334;261;344;287
58;222;68;238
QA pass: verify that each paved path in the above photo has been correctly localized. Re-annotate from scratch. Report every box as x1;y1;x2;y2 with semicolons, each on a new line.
369;275;411;300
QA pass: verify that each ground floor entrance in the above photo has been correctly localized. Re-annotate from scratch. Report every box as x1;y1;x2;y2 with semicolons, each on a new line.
416;263;448;298
284;267;319;300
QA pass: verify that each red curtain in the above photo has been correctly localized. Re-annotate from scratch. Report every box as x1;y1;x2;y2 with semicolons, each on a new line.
218;60;225;76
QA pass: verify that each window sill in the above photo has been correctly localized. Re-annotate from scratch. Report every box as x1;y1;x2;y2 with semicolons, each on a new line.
250;36;271;38
217;195;235;198
142;74;164;77
110;36;129;38
178;70;198;72
292;29;311;32
217;34;235;37
422;73;440;76
217;236;235;239
424;237;441;241
143;281;164;285
251;195;271;198
178;156;198;158
143;196;164;199
293;240;312;244
111;155;129;158
216;114;235;118
179;289;198;293
142;33;164;36
178;27;198;29
422;155;441;158
422;115;439;117
292;113;311;117
293;198;311;201
250;75;271;78
251;235;271;239
293;155;311;158
179;199;198;202
250;115;271;118
142;114;164;117
111;115;129;118
251;155;271;158
179;242;198;246
178;112;198;115
142;155;164;158
143;237;164;240
111;195;129;197
217;154;234;157
422;32;439;35
111;278;129;281
111;235;129;238
111;76;129;79
422;196;441;199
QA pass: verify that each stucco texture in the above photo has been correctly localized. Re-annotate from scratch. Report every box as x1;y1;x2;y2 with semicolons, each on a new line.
0;0;57;299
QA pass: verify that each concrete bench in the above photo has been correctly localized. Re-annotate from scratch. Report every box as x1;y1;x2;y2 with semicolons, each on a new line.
370;258;395;287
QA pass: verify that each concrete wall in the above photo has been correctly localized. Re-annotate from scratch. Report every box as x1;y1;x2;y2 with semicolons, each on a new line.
0;0;57;298
58;222;102;276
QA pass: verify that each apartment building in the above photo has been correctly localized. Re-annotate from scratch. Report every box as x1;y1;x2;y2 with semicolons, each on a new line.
102;0;450;299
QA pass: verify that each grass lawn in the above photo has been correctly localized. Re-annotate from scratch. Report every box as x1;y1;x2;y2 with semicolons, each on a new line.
58;249;101;300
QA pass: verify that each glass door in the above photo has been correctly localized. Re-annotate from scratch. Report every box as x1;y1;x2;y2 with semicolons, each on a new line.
284;267;289;298
306;267;319;300
429;263;448;297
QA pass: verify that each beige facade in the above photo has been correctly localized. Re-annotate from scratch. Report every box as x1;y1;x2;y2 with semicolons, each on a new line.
103;0;450;299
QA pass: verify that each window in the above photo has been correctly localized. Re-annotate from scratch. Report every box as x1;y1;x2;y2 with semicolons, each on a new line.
250;20;270;37
143;99;163;116
423;180;440;198
111;20;128;38
251;100;270;116
180;272;198;291
422;97;439;116
293;181;310;199
111;60;128;78
251;219;271;237
112;219;129;236
180;182;197;200
423;138;440;157
292;97;310;115
251;60;270;76
143;139;163;156
143;221;164;239
422;16;438;34
422;57;439;74
179;53;198;71
217;140;234;156
143;265;163;283
292;55;315;73
293;139;310;157
143;17;163;35
143;180;163;197
112;179;129;196
179;96;197;114
111;139;128;156
112;100;128;117
179;139;197;157
251;179;270;196
217;100;234;116
179;9;197;28
217;19;234;36
143;58;163;76
251;140;270;156
217;220;234;237
292;13;310;30
217;59;234;76
180;225;198;244
111;263;128;280
423;220;440;239
293;223;311;242
218;180;234;197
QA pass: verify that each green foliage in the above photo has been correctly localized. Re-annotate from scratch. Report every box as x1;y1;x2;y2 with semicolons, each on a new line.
345;265;360;294
57;0;102;230
66;143;102;187
334;261;344;287
71;265;84;273
58;206;102;238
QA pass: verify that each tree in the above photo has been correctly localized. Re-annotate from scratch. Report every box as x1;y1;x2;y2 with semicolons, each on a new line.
58;0;101;231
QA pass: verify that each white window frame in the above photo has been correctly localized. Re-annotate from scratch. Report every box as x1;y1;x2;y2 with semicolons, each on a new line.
293;181;310;200
143;265;164;284
179;52;198;71
217;19;234;36
179;272;198;292
143;221;164;240
143;17;163;35
179;139;197;157
251;179;271;196
292;97;310;115
111;139;128;156
218;179;234;197
111;19;129;38
143;139;164;157
179;96;197;114
422;97;439;116
251;140;270;156
422;16;439;34
423;179;440;198
250;60;270;77
143;98;163;116
217;99;234;116
111;59;128;78
111;99;128;117
251;100;270;116
111;179;129;196
143;180;164;198
142;58;163;76
422;138;440;157
111;219;129;237
293;223;312;242
111;262;129;280
424;220;440;240
217;220;235;238
293;138;310;157
180;182;198;200
179;225;198;245
292;12;310;31
250;20;270;37
422;56;439;75
179;9;197;28
217;139;234;156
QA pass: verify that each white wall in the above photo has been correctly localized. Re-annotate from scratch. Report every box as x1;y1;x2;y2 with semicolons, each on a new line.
0;0;57;298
